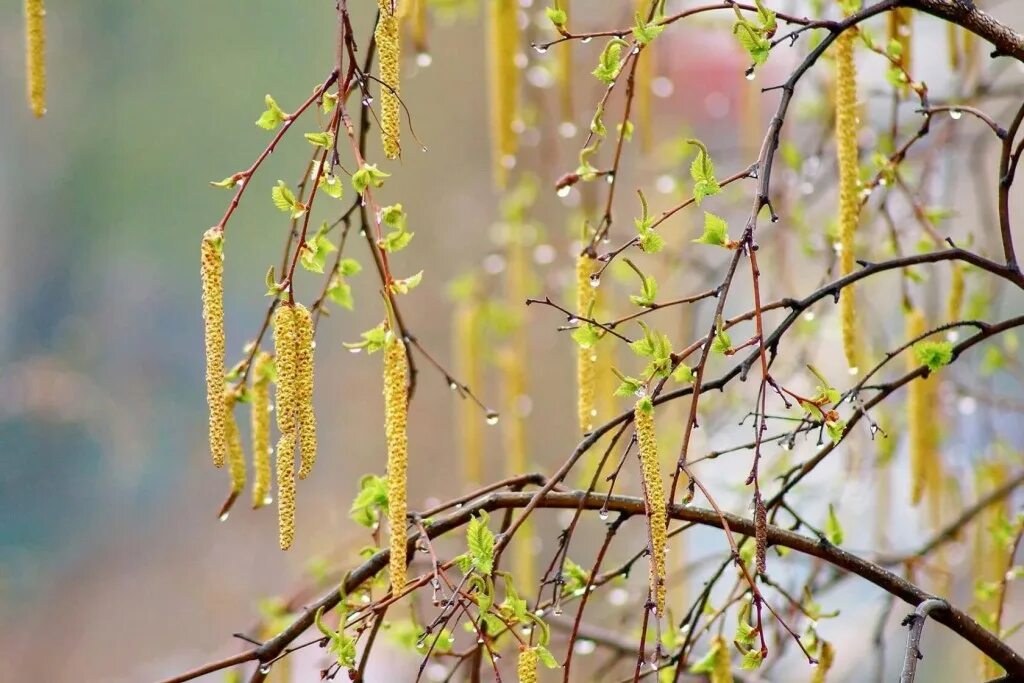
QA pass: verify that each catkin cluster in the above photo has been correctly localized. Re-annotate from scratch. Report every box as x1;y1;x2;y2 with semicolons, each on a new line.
488;0;519;187
454;301;483;485
201;228;227;469
906;308;938;506
251;351;273;508
517;647;538;683
835;28;861;373
384;330;410;591
635;397;667;617
272;304;317;549
24;0;45;117
376;1;401;159
576;254;598;433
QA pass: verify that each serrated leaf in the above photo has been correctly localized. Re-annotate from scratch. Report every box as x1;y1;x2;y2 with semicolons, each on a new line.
741;649;764;670
352;163;390;194
593;39;626;84
913;340;954;371
694;212;730;247
256;94;287;130
319;172;344;199
632;13;665;45
390;270;424;295
304;131;335;148
350;474;389;528
536;645;560;668
711;328;732;355
327;276;354;310
545;6;567;28
466;511;495;575
688;141;721;204
571;324;601;350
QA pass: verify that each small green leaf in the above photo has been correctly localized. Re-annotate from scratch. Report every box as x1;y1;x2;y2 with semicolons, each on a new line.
545;6;567;28
632;13;665;45
390;270;424;295
913;340;954;371
673;363;694;383
536;645;560;668
210;175;240;189
345;323;388;354
300;223;337;274
352;163;390;194
319;172;344;199
272;180;305;219
711;327;732;355
740;649;764;671
256;94;287;130
327;276;353;310
571;324;601;350
321;90;338;114
593;39;627;84
304;131;335;148
688;140;721;204
466;511;496;575
825;503;844;545
694;212;730;247
350;474;389;528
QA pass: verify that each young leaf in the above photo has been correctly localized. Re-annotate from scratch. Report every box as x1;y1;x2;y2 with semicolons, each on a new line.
352;163;390;194
913;340;954;371
825;503;844;545
593;39;627;85
688;140;721;204
694;212;730;247
466;511;496;575
390;270;424;295
256;94;287;130
271;180;305;219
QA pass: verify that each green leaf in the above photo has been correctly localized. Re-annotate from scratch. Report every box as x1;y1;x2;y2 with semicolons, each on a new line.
825;503;844;545
210;175;240;189
673;363;694;383
339;258;362;277
590;105;607;137
571;324;601;350
300;223;337;274
352;163;390;194
913;340;954;371
562;559;590;594
536;645;560;668
466;511;496;575
825;418;846;445
350;474;389;528
632;13;665;45
593;39;627;85
271;180;305;219
321;90;338;114
694;212;730;247
380;204;414;253
639;229;664;253
740;649;764;671
688;140;721;204
345;322;389;354
630;275;658;307
256;94;287;130
390;270;424;295
304;131;335;148
711;327;732;355
327;276;354;310
545;6;567;28
613;374;645;397
689;647;718;674
319;172;344;199
734;21;770;67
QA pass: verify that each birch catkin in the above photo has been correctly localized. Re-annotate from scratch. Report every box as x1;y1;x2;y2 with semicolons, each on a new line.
384;330;410;591
488;0;519;187
517;647;538;683
906;308;934;506
24;0;46;118
224;391;246;504
251;351;272;508
376;1;401;159
576;253;597;433
947;263;964;322
273;305;300;549
201;228;227;468
812;641;835;683
635;397;667;617
294;305;317;480
835;28;861;372
710;635;733;683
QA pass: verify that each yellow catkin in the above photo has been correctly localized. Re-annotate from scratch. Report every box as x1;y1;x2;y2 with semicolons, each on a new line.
225;391;246;499
24;0;45;118
946;22;961;71
906;308;936;506
273;305;300;549
488;0;519;187
835;28;861;373
454;300;483;486
811;641;835;683
576;253;598;433
635;398;667;617
558;0;573;126
376;1;401;159
947;263;964;322
517;647;539;683
384;331;410;592
293;305;317;480
201;228;227;469
888;9;913;76
710;635;734;683
634;0;653;152
412;0;428;57
974;460;1008;679
251;351;272;508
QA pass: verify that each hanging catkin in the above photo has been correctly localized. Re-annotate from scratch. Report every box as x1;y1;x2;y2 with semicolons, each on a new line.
376;1;401;159
710;635;733;683
218;390;246;519
412;0;428;58
888;9;913;76
634;0;653;152
635;397;667;617
488;0;519;187
294;305;317;479
973;460;1008;679
384;330;410;591
906;308;936;506
835;27;861;373
576;253;598;433
201;228;227;469
24;0;45;117
947;263;964;322
517;646;538;683
558;1;573;127
273;305;300;549
812;641;835;683
454;300;483;486
251;351;272;508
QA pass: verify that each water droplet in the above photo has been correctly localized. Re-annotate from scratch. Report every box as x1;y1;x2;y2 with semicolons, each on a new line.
501;154;517;170
580;36;593;44
556;185;572;198
219;511;230;522
745;67;756;80
259;665;271;675
598;508;609;520
589;273;601;288
449;381;458;391
362;96;373;107
416;52;433;67
485;411;500;426
567;316;579;324
348;347;363;354
590;408;597;417
533;43;549;54
848;366;859;375
605;173;615;184
263;495;273;505
574;639;596;655
634;386;647;398
631;46;640;55
553;605;564;616
949;108;964;120
476;637;485;644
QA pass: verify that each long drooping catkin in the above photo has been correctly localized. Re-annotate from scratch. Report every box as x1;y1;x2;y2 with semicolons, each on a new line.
576;253;598;434
888;9;913;76
273;305;299;549
251;351;272;508
974;460;1008;679
384;330;410;591
201;228;227;468
454;300;483;485
488;0;519;187
835;28;861;373
947;263;964;322
293;305;317;479
635;397;667;617
710;635;733;683
812;641;835;683
517;647;538;683
634;0;653;152
376;1;401;159
906;308;936;506
224;391;246;504
24;0;45;117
